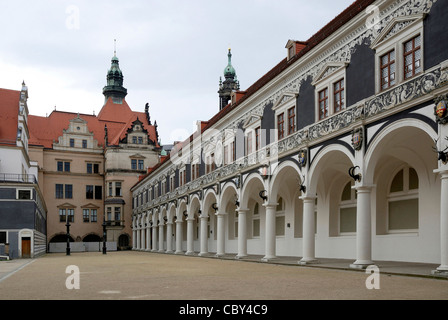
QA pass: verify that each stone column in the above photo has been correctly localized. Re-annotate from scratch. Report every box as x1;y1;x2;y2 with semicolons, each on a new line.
350;186;374;269
151;223;158;252
235;208;249;259
136;226;141;250
216;211;226;257
141;226;146;250
262;203;277;262
132;227;137;250
175;219;183;254
299;196;317;264
185;217;195;255
166;221;174;253
158;221;164;252
434;171;448;275
145;225;151;251
198;214;209;256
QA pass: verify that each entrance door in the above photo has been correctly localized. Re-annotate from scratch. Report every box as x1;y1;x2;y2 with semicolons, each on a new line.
22;237;31;258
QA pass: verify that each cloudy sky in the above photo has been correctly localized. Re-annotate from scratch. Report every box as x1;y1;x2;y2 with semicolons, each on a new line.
0;0;355;145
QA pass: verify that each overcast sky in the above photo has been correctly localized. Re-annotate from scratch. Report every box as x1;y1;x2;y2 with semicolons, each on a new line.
0;0;355;145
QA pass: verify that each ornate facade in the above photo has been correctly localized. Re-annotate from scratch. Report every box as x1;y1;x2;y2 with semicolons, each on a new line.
132;0;448;275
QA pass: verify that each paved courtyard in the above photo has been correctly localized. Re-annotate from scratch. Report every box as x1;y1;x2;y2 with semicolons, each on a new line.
0;251;447;301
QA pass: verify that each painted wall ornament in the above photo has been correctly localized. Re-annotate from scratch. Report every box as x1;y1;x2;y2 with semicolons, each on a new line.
434;95;448;124
351;127;364;151
298;149;307;169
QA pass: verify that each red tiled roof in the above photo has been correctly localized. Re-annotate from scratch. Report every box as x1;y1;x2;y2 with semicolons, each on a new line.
133;0;376;187
28;98;159;149
0;88;20;146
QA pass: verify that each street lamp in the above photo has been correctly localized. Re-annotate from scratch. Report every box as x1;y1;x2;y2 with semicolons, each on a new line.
65;218;71;256
102;215;107;254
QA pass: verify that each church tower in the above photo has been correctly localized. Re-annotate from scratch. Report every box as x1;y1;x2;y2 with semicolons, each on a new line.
102;48;128;105
218;48;240;110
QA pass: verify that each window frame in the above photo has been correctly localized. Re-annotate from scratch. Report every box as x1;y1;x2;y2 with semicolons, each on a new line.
313;64;347;122
371;15;424;93
387;166;419;233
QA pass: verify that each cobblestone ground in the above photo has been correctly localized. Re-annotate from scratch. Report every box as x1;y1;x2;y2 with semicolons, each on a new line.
0;251;447;301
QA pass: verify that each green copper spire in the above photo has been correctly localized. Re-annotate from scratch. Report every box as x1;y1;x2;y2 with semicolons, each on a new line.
224;48;236;79
102;41;127;104
218;48;240;110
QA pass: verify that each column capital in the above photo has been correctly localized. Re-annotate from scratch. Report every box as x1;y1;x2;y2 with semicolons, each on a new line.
299;195;317;201
237;208;249;214
354;184;375;192
434;168;448;178
263;202;278;209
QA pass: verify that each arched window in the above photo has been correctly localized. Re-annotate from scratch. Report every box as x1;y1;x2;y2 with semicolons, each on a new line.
388;166;419;232
276;197;285;236
339;181;357;234
253;202;260;237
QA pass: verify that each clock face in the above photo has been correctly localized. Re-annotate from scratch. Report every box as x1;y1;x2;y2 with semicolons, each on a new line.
214;139;223;167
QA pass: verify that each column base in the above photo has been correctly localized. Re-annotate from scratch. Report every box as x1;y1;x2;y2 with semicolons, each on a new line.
350;260;374;269
298;258;319;265
432;265;448;278
235;254;247;260
215;253;226;258
165;250;174;254
151;249;158;252
145;249;151;252
261;256;277;262
185;251;195;256
198;252;209;257
175;250;184;255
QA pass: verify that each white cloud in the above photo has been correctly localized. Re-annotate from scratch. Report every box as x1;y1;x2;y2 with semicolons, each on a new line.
0;0;355;144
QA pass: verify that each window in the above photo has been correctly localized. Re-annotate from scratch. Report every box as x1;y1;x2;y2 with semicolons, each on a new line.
224;145;229;165
57;161;70;172
404;35;422;79
276;197;285;236
87;163;99;174
138;160;144;170
82;140;87;148
132;136;137;144
230;140;236;162
138;136;143;144
318;88;329;120
287;107;296;135
277;113;285;140
255;127;261;151
131;159;137;170
115;182;122;197
371;14;424;93
70;139;75;148
108;182;113;197
86;185;94;199
339;181;357;234
83;209;90;222
107;207;112;221
380;50;396;90
91;209;97;222
114;207;121;221
333;79;345;113
59;208;66;222
388;166;419;232
253;202;260;237
17;189;32;200
246;131;253;155
67;209;74;223
0;231;6;244
95;186;102;200
55;184;64;199
65;184;73;199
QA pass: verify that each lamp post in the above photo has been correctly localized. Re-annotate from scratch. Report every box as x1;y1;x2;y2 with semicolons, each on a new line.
65;218;71;256
102;215;107;254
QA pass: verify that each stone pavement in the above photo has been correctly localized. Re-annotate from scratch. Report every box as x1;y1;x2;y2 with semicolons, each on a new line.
0;250;447;301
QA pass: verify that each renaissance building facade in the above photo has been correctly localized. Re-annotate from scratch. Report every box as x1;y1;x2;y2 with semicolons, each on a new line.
131;0;448;275
24;53;162;252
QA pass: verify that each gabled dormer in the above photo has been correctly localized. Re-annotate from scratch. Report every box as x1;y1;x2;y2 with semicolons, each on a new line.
120;118;155;146
53;114;101;152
